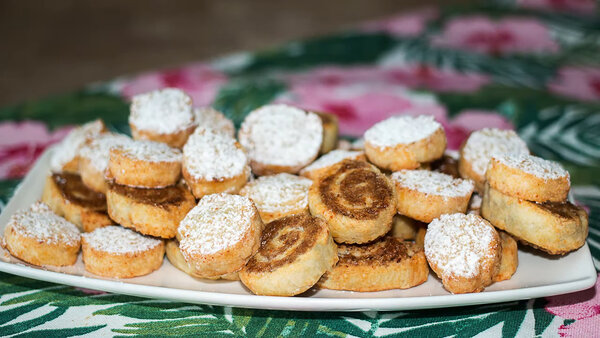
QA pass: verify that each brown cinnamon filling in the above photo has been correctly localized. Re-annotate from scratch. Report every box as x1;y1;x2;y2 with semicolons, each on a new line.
244;214;322;273
534;200;584;219
52;173;106;211
337;237;420;266
109;183;190;208
318;160;393;220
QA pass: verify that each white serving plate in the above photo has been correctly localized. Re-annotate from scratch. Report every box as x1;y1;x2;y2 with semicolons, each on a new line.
0;146;596;312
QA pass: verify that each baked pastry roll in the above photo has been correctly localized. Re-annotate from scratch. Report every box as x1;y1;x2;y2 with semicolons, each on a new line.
4;202;81;266
129;88;196;148
308;159;396;244
82;225;165;278
364;115;446;171
239;214;338;296
239;104;323;175
42;173;112;232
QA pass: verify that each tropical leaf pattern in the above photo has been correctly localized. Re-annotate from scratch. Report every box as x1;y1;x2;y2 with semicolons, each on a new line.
1;1;600;336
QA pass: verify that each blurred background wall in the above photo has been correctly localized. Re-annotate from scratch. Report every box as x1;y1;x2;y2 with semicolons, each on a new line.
0;0;470;106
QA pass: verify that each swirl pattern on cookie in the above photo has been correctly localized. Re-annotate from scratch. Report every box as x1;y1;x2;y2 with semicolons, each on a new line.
300;150;366;180
240;214;338;296
308;159;396;244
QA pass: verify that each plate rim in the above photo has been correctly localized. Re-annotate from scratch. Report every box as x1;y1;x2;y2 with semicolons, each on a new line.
0;146;596;312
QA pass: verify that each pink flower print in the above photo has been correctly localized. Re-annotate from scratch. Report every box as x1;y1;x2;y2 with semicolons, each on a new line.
361;7;439;37
432;16;559;56
0;121;72;179
546;277;600;337
518;0;597;14
120;63;227;106
276;82;447;137
548;67;600;102
386;64;490;93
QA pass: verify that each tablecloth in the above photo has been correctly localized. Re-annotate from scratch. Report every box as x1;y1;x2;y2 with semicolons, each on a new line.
1;1;599;336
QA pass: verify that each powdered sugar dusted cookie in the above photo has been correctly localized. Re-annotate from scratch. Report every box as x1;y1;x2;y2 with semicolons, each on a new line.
240;173;312;223
364;115;447;171
82;225;165;278
109;139;182;188
459;128;529;192
487;153;570;202
193;107;235;138
239;104;323;175
129;88;196;148
50;119;107;173
4;202;81;266
391;170;474;223
182;128;250;198
425;213;501;294
177;193;263;278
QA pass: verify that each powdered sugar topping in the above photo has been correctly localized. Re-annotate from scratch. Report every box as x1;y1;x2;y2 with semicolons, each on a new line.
7;202;80;246
50;119;105;172
239;104;323;167
240;173;312;213
114;139;182;163
364;115;442;147
424;213;496;278
300;150;364;174
79;133;131;172
178;193;256;256
494;153;569;180
130;88;194;134
194;107;235;137
462;128;529;176
183;128;248;180
82;225;162;254
391;170;474;198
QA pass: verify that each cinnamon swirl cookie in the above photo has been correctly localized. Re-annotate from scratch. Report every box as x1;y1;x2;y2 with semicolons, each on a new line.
318;237;428;292
50;119;107;173
177;194;263;278
486;153;570;203
4;202;81;266
425;213;501;294
391;170;474;223
459;128;529;192
299;150;366;180
193;107;235;138
182;128;250;199
481;184;587;255
129;88;196;148
165;240;239;281
239;173;312;224
78;133;131;193
239;214;338;296
308;159;396;244
239;104;323;175
364;115;446;171
108;139;182;188
82;226;165;278
42;173;112;232
107;183;195;238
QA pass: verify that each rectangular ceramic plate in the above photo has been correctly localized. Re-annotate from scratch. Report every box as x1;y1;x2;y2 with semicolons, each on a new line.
0;147;596;312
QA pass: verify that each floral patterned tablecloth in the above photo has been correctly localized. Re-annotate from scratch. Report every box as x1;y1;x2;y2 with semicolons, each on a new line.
1;1;600;336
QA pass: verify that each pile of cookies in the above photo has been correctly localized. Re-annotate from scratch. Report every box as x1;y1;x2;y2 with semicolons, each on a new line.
1;87;589;297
